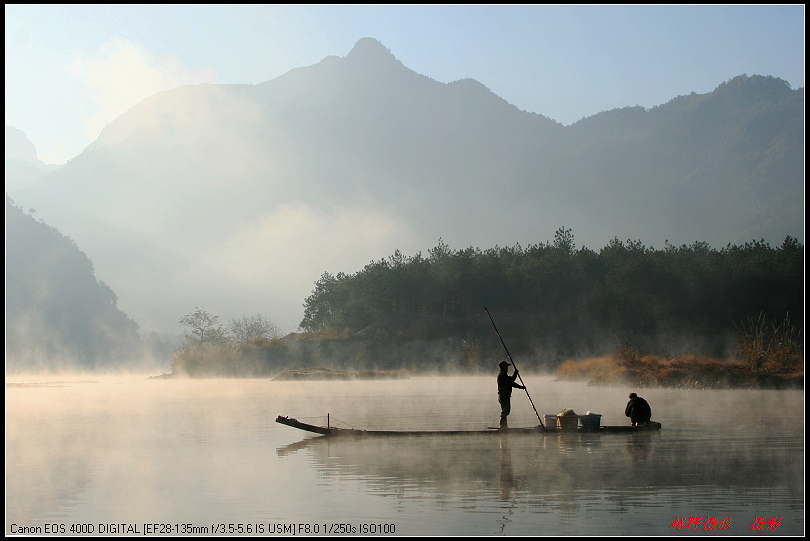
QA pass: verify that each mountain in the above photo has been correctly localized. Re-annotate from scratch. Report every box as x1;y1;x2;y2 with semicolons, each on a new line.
5;125;40;164
4;125;59;192
6;38;804;332
5;195;144;372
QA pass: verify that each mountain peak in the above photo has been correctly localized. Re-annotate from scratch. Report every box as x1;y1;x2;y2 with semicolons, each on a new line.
345;38;398;65
5;125;40;164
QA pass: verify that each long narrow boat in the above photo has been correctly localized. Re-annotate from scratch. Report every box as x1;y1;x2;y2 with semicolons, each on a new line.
275;415;661;437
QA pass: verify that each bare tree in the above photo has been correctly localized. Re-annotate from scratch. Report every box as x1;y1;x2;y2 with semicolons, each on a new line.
228;314;279;347
179;306;226;345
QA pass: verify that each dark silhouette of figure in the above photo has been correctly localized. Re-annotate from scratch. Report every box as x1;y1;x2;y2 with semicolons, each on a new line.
497;360;525;429
625;392;652;426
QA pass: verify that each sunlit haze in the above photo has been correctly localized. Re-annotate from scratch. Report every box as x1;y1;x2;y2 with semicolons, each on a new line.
5;9;804;534
6;5;804;165
4;5;804;335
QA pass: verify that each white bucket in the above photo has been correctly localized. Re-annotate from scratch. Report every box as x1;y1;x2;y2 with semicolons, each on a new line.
543;415;558;428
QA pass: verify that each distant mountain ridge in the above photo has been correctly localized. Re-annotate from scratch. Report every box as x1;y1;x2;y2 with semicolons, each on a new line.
4;125;59;192
6;38;804;331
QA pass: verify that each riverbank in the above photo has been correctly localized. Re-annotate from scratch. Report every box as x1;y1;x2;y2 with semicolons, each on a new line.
556;351;803;389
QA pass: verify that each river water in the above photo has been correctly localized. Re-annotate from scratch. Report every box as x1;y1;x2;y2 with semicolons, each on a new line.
5;374;804;536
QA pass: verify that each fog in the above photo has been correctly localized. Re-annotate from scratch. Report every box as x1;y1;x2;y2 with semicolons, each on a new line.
5;39;803;337
5;374;804;535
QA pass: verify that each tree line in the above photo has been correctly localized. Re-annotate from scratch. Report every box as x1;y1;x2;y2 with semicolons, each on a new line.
300;228;803;356
170;228;802;376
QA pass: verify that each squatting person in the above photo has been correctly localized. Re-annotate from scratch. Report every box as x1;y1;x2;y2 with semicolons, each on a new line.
625;392;652;426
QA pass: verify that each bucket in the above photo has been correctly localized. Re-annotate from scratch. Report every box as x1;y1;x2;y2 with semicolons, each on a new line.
579;414;602;428
557;414;578;430
543;415;557;428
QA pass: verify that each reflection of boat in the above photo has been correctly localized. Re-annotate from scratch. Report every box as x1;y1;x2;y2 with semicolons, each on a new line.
275;415;661;437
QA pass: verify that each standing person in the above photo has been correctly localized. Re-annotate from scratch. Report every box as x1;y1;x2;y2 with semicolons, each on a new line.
497;360;525;429
625;392;652;426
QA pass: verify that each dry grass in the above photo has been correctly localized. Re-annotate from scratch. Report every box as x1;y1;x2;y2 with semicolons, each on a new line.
556;355;627;384
558;313;803;389
557;345;803;389
297;326;353;341
735;312;803;372
171;340;242;376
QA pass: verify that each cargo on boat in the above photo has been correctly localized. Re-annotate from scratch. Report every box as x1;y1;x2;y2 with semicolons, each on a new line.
275;415;662;437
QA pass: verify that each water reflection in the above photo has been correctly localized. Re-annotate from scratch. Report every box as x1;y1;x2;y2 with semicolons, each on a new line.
275;430;665;498
6;375;804;536
498;434;517;499
274;420;802;531
626;433;653;465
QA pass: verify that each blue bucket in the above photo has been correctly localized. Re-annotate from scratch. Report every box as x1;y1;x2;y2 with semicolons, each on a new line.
579;414;602;428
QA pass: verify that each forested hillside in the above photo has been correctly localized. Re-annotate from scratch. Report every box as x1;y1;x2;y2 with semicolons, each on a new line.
300;228;803;361
6;195;144;371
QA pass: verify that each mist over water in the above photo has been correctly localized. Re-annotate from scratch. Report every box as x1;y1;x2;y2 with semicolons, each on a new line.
5;373;804;535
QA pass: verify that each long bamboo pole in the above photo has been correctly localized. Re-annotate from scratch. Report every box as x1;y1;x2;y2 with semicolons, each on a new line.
485;307;544;428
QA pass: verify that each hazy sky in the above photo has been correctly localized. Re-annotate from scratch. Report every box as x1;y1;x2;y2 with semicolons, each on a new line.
5;4;804;165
